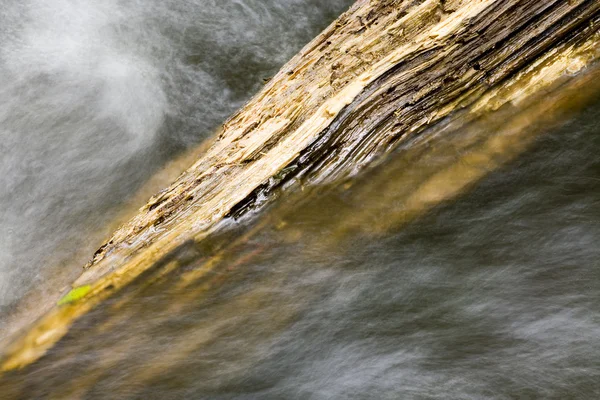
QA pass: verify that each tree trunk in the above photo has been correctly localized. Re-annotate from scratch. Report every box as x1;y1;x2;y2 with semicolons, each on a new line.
2;0;600;374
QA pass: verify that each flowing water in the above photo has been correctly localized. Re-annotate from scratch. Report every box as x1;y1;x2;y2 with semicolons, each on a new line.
2;1;600;399
0;0;354;324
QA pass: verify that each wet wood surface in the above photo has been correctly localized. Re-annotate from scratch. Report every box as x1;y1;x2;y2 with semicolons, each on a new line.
1;0;600;375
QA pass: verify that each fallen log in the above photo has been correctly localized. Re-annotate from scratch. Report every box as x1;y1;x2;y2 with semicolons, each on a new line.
1;0;600;375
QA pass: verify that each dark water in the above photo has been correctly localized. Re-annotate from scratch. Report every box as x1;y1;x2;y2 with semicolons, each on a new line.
2;1;600;398
3;95;600;399
0;0;354;318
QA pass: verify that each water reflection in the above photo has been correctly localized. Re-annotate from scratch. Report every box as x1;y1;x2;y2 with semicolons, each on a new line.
2;93;600;398
0;0;354;334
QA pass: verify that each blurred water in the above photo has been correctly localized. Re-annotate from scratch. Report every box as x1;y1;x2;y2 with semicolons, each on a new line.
0;0;354;313
2;94;599;399
2;1;600;398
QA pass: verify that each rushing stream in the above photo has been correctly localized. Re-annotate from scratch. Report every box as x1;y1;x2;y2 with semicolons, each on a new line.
2;1;600;399
2;92;600;399
0;0;354;325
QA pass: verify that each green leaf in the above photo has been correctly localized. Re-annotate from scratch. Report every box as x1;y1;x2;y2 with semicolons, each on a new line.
57;285;92;306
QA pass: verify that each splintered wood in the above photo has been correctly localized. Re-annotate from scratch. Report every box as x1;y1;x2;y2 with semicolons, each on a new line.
1;0;599;373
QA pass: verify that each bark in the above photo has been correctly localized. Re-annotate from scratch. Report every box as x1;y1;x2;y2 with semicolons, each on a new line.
2;0;600;373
